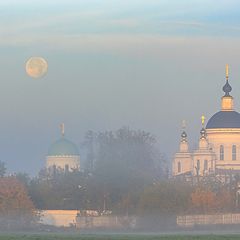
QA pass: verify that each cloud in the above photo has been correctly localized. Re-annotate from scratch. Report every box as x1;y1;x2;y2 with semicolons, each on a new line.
1;32;240;64
1;0;240;45
0;10;104;34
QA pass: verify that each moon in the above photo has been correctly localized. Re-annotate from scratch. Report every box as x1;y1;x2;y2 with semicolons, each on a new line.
25;57;48;78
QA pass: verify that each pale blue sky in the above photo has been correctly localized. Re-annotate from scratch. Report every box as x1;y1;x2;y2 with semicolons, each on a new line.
1;0;240;174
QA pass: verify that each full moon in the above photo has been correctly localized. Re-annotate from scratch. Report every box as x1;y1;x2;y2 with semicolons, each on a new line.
25;57;48;78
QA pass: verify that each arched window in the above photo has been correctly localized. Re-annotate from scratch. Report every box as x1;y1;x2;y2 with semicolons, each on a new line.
178;162;181;173
232;145;237;161
220;145;224;160
204;160;208;171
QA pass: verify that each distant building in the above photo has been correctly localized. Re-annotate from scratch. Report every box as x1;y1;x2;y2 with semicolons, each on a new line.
40;210;135;229
40;210;78;227
46;124;80;172
173;65;240;180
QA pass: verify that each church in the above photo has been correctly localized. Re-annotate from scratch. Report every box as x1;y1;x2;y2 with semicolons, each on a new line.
46;124;80;172
173;65;240;180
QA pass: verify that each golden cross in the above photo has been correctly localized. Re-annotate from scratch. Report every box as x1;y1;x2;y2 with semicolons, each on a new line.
201;115;205;127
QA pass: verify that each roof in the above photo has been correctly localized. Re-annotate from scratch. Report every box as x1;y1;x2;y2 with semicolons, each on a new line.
206;111;240;129
48;137;79;156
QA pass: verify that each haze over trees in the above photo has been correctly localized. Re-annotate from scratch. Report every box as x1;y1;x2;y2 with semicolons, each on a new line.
23;127;167;213
83;127;167;213
2;127;240;223
24;170;240;217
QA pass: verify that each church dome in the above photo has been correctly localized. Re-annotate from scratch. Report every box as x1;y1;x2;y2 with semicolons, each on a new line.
48;137;79;156
206;111;240;129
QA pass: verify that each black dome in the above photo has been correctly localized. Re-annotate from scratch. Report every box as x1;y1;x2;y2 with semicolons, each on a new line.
206;111;240;129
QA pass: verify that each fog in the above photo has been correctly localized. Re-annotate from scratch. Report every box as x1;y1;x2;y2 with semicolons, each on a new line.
0;1;240;175
1;1;240;238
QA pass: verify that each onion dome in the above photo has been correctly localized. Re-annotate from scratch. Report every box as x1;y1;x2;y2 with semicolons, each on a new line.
222;64;232;96
181;131;187;138
181;131;187;142
223;80;232;96
179;121;189;152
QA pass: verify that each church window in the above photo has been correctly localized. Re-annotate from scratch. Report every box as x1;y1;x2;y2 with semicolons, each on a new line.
197;160;200;171
178;162;181;173
220;145;224;160
204;160;208;171
232;145;237;161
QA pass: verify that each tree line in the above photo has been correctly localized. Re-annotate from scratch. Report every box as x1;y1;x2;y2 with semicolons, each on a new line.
0;127;240;230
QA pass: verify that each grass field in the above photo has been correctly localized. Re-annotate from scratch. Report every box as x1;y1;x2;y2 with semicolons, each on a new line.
0;234;240;240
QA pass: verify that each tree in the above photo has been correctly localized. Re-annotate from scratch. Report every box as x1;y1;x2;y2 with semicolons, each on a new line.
191;187;216;214
190;185;233;214
29;169;88;210
83;127;167;213
83;130;96;173
138;180;192;216
0;177;37;229
28;127;166;214
15;172;31;187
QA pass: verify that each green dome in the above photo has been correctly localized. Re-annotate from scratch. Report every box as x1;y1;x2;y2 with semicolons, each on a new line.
48;137;79;156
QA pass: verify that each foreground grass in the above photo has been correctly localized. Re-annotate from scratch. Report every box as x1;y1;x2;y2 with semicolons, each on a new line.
0;234;240;240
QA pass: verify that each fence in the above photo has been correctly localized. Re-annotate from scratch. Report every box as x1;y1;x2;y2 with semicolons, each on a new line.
177;213;240;227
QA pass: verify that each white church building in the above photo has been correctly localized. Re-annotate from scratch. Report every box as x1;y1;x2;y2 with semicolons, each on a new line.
173;65;240;179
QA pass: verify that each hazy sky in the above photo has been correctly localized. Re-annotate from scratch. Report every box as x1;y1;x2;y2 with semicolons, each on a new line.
2;0;240;174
